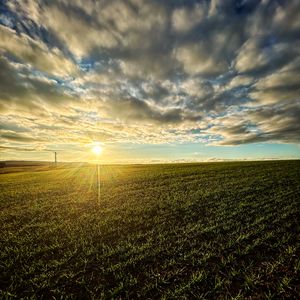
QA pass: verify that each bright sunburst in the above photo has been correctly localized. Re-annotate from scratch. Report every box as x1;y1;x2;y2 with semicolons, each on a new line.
92;145;102;155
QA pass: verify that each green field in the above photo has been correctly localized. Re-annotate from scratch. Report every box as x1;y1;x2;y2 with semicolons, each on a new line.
1;161;299;299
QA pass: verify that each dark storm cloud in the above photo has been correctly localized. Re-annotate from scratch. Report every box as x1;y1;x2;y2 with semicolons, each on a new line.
0;0;300;147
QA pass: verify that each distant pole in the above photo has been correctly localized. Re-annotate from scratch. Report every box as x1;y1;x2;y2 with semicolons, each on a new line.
97;163;100;204
54;152;57;166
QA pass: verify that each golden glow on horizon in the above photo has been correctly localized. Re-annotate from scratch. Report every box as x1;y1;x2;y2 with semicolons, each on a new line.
92;145;102;155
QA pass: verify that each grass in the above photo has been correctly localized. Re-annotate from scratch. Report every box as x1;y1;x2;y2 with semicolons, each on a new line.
0;161;299;299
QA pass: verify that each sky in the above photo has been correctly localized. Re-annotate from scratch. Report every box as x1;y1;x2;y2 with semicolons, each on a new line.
0;0;300;163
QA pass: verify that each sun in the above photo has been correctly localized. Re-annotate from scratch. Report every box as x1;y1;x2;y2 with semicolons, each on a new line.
92;145;102;155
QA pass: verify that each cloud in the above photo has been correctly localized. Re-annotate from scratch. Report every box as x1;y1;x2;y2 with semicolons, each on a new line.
0;131;42;143
180;77;214;98
0;24;77;76
175;41;229;76
104;96;184;124
41;4;118;58
172;3;206;33
234;0;300;77
0;56;80;114
9;0;168;60
0;0;299;155
250;67;300;104
210;102;300;145
0;145;36;152
7;0;118;59
235;38;299;76
120;53;175;79
227;75;254;89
